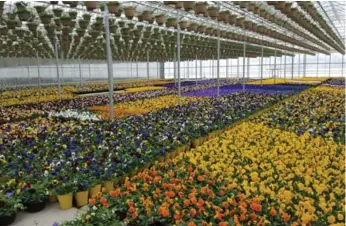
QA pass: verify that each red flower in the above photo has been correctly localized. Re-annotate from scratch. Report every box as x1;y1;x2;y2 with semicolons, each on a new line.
190;208;197;218
250;203;262;212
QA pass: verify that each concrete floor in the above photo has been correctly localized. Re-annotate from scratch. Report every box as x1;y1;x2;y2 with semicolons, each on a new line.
12;203;87;226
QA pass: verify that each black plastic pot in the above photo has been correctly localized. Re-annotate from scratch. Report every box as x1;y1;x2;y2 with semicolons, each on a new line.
0;213;16;226
24;201;46;213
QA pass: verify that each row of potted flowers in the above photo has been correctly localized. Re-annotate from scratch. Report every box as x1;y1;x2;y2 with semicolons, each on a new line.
0;92;289;221
58;91;344;225
0;79;239;123
251;86;345;143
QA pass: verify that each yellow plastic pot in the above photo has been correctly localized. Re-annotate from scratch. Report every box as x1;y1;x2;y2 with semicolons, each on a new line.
57;193;73;210
48;194;57;203
89;184;101;198
102;181;114;193
74;190;89;207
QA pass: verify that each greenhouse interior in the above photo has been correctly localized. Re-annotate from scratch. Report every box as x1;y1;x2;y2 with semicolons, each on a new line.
0;1;345;226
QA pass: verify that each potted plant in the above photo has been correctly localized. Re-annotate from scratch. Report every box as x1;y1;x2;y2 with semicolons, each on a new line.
53;8;63;17
60;15;72;26
155;14;165;26
179;20;188;30
26;22;38;32
73;175;89;208
142;10;152;21
44;23;56;34
0;193;23;226
17;8;31;21
183;1;195;11
106;1;120;14
55;179;74;210
218;10;229;23
39;12;53;24
124;6;135;19
34;5;46;14
195;1;207;15
20;183;48;213
6;20;18;30
78;19;88;29
166;17;177;28
83;13;91;22
85;1;98;11
69;11;77;20
207;5;218;19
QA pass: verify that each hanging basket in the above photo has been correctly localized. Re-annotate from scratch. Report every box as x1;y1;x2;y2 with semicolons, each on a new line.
60;16;72;26
85;1;98;11
17;9;31;21
34;5;46;14
53;8;63;17
207;6;218;19
155;15;165;26
142;11;153;21
40;14;53;24
107;1;120;14
228;15;237;25
197;25;206;33
236;17;245;27
27;22;38;32
244;20;252;29
183;1;195;11
124;6;135;19
166;18;177;28
194;2;207;15
179;21;188;30
218;11;229;23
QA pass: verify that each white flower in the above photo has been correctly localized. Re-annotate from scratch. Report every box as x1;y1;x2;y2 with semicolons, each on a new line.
92;206;97;210
44;170;49;177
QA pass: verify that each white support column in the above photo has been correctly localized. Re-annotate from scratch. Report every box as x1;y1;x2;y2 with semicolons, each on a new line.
328;54;331;77
274;49;277;84
247;57;250;79
195;55;198;85
177;11;181;105
136;60;139;80
36;52;41;88
54;41;61;100
342;54;344;77
242;42;246;91
146;52;150;85
186;61;189;80
88;61;91;81
316;53;319;78
157;62;159;79
217;34;220;96
130;61;133;78
298;54;300;78
199;59;202;81
284;55;286;82
230;59;232;78
260;46;264;86
104;6;115;120
291;55;294;80
173;54;176;86
226;58;229;79
27;58;30;81
237;58;239;80
212;56;214;79
78;58;82;87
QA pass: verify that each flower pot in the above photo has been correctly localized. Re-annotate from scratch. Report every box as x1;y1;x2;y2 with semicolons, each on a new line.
124;7;135;19
85;1;98;11
207;7;218;19
103;181;114;192
194;2;207;15
166;18;177;28
89;184;101;198
183;1;195;11
24;201;46;213
107;2;120;14
57;193;73;210
155;15;164;26
74;190;89;207
49;194;57;203
218;11;229;23
143;11;153;21
0;213;16;226
179;21;188;30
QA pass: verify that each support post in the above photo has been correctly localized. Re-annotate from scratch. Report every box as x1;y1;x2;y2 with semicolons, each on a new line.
177;12;181;105
298;54;300;78
260;46;264;86
316;53;319;77
199;59;202;81
36;52;41;88
328;54;331;77
54;41;61;100
242;41;246;91
291;54;294;80
274;49;277;84
136;60;139;80
216;4;220;95
173;54;176;86
342;54;344;77
79;58;82;87
88;61;91;81
147;52;150;85
237;58;239;80
157;62;159;79
130;61;133;78
226;58;229;78
212;56;214;79
247;57;250;79
27;58;30;82
284;55;286;82
195;55;198;85
104;6;114;120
